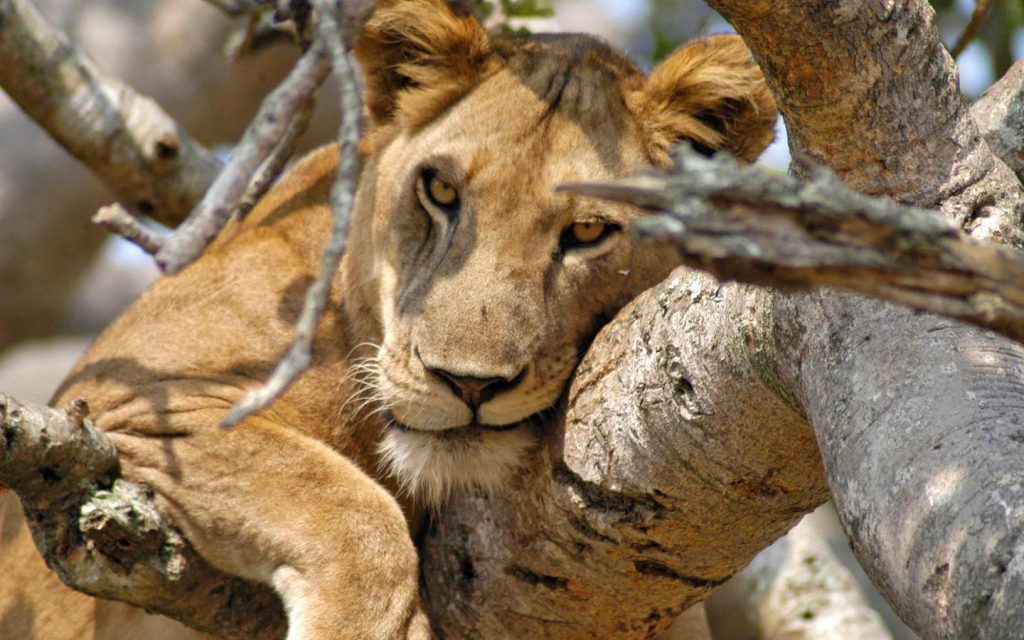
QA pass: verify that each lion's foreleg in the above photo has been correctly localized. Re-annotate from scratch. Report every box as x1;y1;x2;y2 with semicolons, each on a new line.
108;414;428;640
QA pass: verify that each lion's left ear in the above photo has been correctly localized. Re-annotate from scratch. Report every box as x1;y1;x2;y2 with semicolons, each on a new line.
354;0;495;129
628;34;777;163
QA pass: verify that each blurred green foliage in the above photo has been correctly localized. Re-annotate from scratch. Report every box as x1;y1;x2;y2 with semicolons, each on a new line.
500;0;554;18
937;0;1023;80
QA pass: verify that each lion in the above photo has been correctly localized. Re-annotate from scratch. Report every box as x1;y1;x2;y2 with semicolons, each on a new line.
0;1;776;638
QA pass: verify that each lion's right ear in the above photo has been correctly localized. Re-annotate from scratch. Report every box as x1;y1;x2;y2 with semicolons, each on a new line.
354;0;495;129
628;34;777;163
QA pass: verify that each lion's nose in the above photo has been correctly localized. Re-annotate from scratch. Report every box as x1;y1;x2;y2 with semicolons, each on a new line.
429;368;524;408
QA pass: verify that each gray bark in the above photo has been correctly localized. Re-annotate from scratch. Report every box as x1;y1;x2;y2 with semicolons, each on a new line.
425;0;1024;637
0;392;286;640
0;0;222;227
565;149;1024;345
701;0;1024;637
421;272;828;638
0;0;341;349
6;0;1024;639
973;59;1024;183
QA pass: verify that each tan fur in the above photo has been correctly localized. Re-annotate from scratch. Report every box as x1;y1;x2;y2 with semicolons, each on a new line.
0;1;776;637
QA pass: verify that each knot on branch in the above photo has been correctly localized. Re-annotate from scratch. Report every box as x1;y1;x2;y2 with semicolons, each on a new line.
0;393;119;500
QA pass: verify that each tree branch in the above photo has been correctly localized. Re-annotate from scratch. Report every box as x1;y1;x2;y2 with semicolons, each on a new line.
706;0;1024;636
705;0;1024;242
91;204;164;256
949;0;994;58
0;0;222;227
154;37;330;274
422;271;828;637
973;59;1024;182
563;146;1024;345
223;0;362;426
0;392;286;639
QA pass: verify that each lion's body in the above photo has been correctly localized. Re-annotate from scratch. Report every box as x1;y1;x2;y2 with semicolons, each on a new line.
0;1;776;637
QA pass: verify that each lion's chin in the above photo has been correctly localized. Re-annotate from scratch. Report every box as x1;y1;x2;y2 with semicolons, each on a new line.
376;423;535;506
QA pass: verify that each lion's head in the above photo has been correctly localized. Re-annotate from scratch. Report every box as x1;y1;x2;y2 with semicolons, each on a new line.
344;0;777;503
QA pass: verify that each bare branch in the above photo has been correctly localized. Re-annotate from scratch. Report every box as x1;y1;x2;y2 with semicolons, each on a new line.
563;146;1024;345
223;0;361;426
154;38;331;275
0;0;223;227
949;0;994;58
237;99;315;221
92;204;164;256
0;392;286;639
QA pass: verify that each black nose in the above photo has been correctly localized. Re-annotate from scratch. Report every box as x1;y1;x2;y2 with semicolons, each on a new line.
428;368;524;408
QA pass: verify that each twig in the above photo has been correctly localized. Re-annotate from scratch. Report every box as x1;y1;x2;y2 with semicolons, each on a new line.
154;37;331;275
92;204;165;255
0;0;222;227
237;99;316;221
223;1;362;426
950;0;994;58
561;145;1024;345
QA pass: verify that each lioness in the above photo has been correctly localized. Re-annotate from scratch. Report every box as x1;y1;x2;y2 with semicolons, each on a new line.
0;0;776;637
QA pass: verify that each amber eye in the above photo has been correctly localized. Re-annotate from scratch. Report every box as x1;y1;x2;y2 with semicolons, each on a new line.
418;169;459;212
560;221;621;251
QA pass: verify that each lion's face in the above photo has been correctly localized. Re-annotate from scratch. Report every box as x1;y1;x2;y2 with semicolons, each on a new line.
350;1;777;502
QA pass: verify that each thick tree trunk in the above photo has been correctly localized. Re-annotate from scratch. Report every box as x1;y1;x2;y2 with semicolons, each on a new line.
7;1;1024;639
703;0;1024;637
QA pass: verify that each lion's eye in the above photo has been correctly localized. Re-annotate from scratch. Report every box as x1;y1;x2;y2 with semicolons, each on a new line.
560;221;621;251
418;170;460;212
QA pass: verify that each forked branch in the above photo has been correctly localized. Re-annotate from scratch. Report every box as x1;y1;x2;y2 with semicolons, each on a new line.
0;0;222;226
154;38;331;274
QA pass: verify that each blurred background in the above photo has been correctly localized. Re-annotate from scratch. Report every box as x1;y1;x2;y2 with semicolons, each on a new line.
0;1;1019;638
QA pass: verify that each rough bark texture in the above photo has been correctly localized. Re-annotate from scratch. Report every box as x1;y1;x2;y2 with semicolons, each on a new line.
421;0;1024;637
421;271;828;638
973;59;1024;183
700;0;1024;637
0;392;287;640
567;149;1024;345
705;0;1022;243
